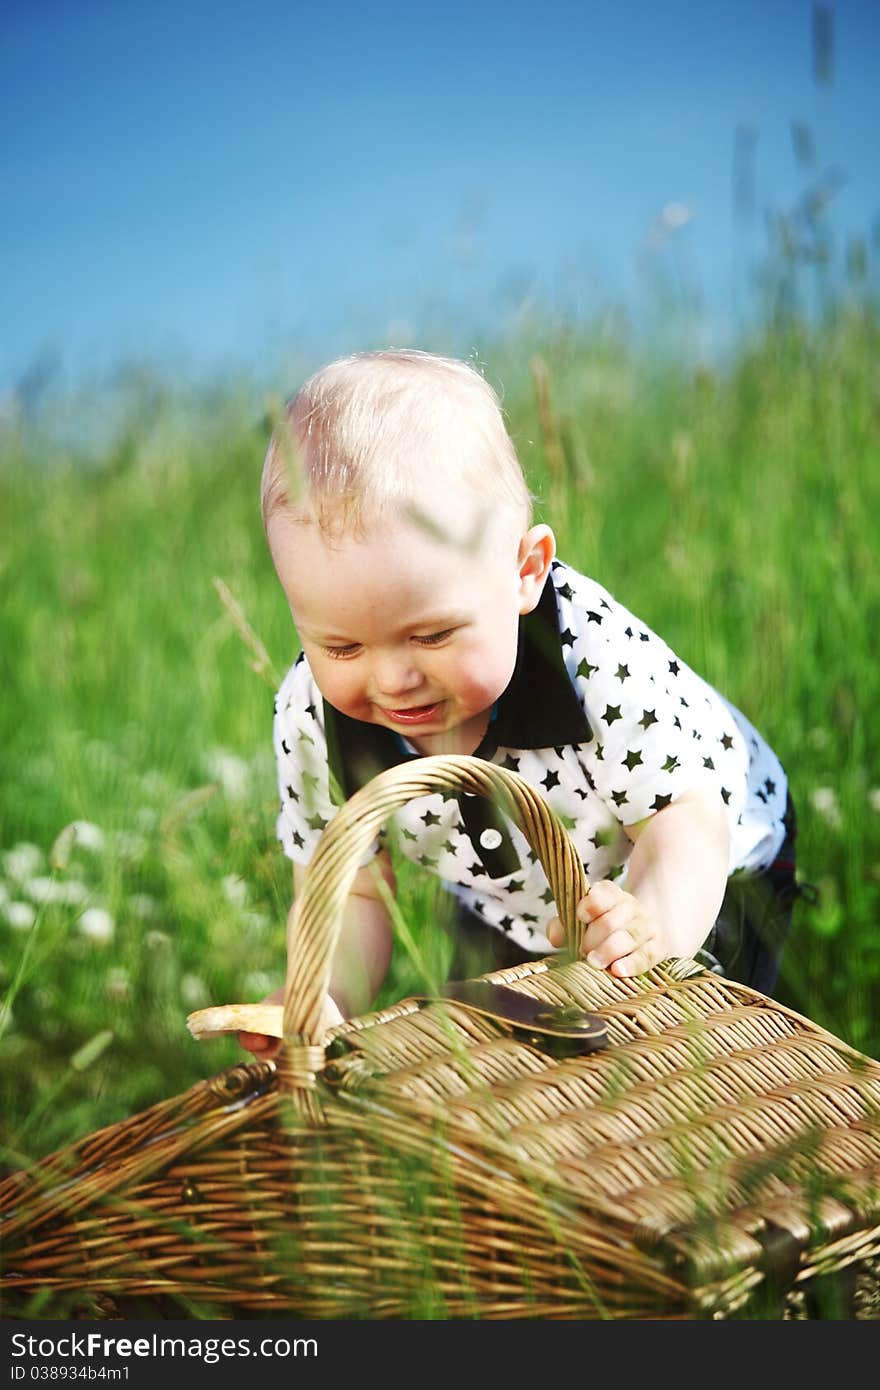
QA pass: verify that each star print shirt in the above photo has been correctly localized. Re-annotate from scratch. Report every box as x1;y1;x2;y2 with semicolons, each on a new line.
272;558;789;955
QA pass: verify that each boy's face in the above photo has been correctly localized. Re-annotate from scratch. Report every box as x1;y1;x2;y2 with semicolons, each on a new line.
268;496;554;755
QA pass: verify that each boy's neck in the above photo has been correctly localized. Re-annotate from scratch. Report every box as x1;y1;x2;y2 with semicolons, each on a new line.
406;708;493;758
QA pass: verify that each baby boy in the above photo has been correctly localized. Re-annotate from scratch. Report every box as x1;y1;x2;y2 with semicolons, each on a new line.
241;349;796;1052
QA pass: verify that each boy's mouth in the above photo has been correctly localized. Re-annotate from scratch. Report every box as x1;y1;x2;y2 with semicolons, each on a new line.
380;701;444;726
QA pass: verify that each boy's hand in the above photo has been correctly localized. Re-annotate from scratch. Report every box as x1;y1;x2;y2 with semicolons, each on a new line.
237;986;285;1059
546;880;670;978
237;989;344;1059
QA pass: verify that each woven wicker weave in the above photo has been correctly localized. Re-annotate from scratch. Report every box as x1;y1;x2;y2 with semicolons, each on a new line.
2;755;879;1319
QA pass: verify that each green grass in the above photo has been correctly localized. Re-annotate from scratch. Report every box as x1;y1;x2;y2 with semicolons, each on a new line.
1;299;879;1321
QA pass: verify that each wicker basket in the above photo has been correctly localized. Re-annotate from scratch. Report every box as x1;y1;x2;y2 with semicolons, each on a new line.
2;755;880;1320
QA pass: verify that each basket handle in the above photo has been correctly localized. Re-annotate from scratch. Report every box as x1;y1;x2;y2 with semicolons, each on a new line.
282;754;588;1053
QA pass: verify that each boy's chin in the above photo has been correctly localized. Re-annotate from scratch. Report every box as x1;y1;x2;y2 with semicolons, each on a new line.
392;709;493;758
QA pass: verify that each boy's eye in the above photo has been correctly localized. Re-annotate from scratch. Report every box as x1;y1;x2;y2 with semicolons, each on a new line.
322;643;361;659
414;628;455;646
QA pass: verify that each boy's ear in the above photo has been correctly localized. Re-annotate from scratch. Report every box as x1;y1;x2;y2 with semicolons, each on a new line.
517;525;556;614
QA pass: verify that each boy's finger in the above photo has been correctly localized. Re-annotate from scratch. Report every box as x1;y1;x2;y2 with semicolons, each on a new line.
237;1031;280;1058
545;915;564;947
584;928;646;970
577;880;625;921
581;902;641;953
608;941;664;979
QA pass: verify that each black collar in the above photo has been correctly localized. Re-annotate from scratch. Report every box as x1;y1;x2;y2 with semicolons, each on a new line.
323;572;592;802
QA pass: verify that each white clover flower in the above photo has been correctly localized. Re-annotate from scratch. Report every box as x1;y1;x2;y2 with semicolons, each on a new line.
4;901;36;931
221;874;248;907
26;877;90;906
48;820;105;867
869;789;880;814
70;820;105;853
205;748;250;801
809;786;842;828
78;907;115;943
129;893;157;920
4;843;44;883
24;877;67;904
135;807;159;832
180;974;209;1008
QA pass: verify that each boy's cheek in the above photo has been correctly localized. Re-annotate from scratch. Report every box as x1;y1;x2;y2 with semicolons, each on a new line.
305;656;358;712
451;645;518;711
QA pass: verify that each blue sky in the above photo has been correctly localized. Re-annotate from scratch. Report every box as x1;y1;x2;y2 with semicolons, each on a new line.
2;0;878;393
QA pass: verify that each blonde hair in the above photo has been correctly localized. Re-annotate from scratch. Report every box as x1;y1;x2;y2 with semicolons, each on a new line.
260;349;532;538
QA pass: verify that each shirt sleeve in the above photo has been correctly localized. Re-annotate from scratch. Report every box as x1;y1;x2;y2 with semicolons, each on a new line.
569;581;750;833
273;656;380;870
273;657;336;865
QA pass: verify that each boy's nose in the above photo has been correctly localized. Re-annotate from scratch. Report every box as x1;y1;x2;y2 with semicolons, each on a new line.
372;653;423;701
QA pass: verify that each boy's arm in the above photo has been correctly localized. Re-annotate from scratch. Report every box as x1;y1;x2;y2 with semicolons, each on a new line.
238;851;395;1056
305;851;395;1020
616;787;730;964
547;788;729;975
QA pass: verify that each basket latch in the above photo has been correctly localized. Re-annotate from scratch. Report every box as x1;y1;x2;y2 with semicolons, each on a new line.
424;980;608;1058
755;1224;804;1298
